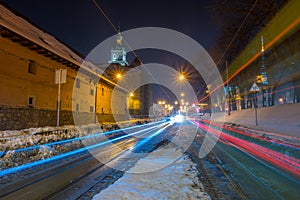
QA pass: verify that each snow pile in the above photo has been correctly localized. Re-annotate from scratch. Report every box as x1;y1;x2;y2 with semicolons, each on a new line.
0;121;153;169
93;146;211;200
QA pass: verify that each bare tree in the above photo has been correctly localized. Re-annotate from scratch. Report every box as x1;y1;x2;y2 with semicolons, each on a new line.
209;0;288;69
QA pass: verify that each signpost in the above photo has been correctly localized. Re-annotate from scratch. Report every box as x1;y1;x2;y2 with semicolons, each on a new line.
55;69;67;130
250;82;260;126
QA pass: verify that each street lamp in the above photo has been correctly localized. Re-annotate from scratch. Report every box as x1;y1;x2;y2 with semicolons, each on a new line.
178;73;185;81
116;73;122;79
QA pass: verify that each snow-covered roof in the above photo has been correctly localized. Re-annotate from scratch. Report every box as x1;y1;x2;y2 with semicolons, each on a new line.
0;4;83;66
0;4;127;91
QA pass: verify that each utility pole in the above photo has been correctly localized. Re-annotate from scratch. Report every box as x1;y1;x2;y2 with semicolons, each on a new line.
226;60;231;115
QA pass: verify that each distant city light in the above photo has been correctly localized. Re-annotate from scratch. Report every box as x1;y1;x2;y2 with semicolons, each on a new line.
278;98;284;104
174;114;184;122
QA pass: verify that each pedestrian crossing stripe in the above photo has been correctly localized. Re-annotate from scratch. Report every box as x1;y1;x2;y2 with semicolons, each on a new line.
250;82;260;92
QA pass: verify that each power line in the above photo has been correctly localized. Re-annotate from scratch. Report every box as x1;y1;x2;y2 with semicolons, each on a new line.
199;0;258;103
92;0;173;103
92;0;118;33
216;0;258;66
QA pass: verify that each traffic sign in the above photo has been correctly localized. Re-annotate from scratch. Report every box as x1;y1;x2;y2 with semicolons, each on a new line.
250;82;260;92
55;69;67;84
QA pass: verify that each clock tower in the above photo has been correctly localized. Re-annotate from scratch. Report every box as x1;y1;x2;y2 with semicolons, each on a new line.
109;32;128;66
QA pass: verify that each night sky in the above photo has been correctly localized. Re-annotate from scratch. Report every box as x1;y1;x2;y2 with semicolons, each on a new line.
1;0;219;57
1;0;221;102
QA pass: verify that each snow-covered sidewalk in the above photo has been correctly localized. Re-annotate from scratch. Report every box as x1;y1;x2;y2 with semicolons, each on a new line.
203;103;300;137
92;145;211;200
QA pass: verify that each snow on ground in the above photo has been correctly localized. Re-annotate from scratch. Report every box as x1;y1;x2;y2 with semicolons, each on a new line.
93;145;211;200
204;103;300;137
0;121;153;169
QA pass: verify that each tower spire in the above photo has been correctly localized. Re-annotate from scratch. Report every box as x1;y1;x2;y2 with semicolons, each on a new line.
260;35;268;85
108;22;128;66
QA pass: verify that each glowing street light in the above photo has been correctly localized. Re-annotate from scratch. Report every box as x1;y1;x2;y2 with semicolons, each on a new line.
178;73;185;81
278;98;284;104
180;93;185;97
174;101;178;105
130;92;134;97
116;73;122;79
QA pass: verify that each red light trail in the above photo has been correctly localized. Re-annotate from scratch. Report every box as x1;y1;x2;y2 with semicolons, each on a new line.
199;17;300;103
201;119;300;149
192;120;300;178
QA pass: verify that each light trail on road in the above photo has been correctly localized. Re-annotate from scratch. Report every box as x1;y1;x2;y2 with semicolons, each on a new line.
201;119;300;150
0;120;165;155
0;121;168;177
192;120;300;178
191;119;300;199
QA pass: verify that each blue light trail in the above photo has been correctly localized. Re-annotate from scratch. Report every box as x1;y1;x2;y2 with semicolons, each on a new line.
0;121;168;177
0;120;165;155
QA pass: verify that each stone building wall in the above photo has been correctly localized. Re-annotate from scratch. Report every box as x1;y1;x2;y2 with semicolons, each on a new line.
0;105;119;131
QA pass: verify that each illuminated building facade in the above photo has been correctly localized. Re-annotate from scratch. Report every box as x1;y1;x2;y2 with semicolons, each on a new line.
0;4;128;130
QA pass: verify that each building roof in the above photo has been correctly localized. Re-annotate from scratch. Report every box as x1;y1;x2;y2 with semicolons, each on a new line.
0;3;126;90
0;4;83;66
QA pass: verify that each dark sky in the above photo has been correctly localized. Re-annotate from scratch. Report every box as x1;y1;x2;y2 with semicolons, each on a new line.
1;0;219;57
1;0;221;102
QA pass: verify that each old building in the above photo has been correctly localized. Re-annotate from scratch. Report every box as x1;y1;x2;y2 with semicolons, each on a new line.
0;4;128;130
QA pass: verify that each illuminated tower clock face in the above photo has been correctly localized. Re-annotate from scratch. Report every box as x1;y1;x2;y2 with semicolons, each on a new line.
108;33;128;66
112;52;122;61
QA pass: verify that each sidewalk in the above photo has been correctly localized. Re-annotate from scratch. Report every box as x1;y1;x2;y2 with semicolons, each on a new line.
203;103;300;138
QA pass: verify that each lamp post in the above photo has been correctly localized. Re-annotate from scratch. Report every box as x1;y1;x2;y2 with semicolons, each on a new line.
178;73;185;81
116;73;122;80
225;61;231;115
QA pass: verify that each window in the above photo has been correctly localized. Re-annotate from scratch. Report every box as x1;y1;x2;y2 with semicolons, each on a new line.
102;88;104;96
76;79;80;88
90;89;94;96
76;104;79;111
28;61;36;75
28;96;35;107
90;106;94;112
101;107;104;114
